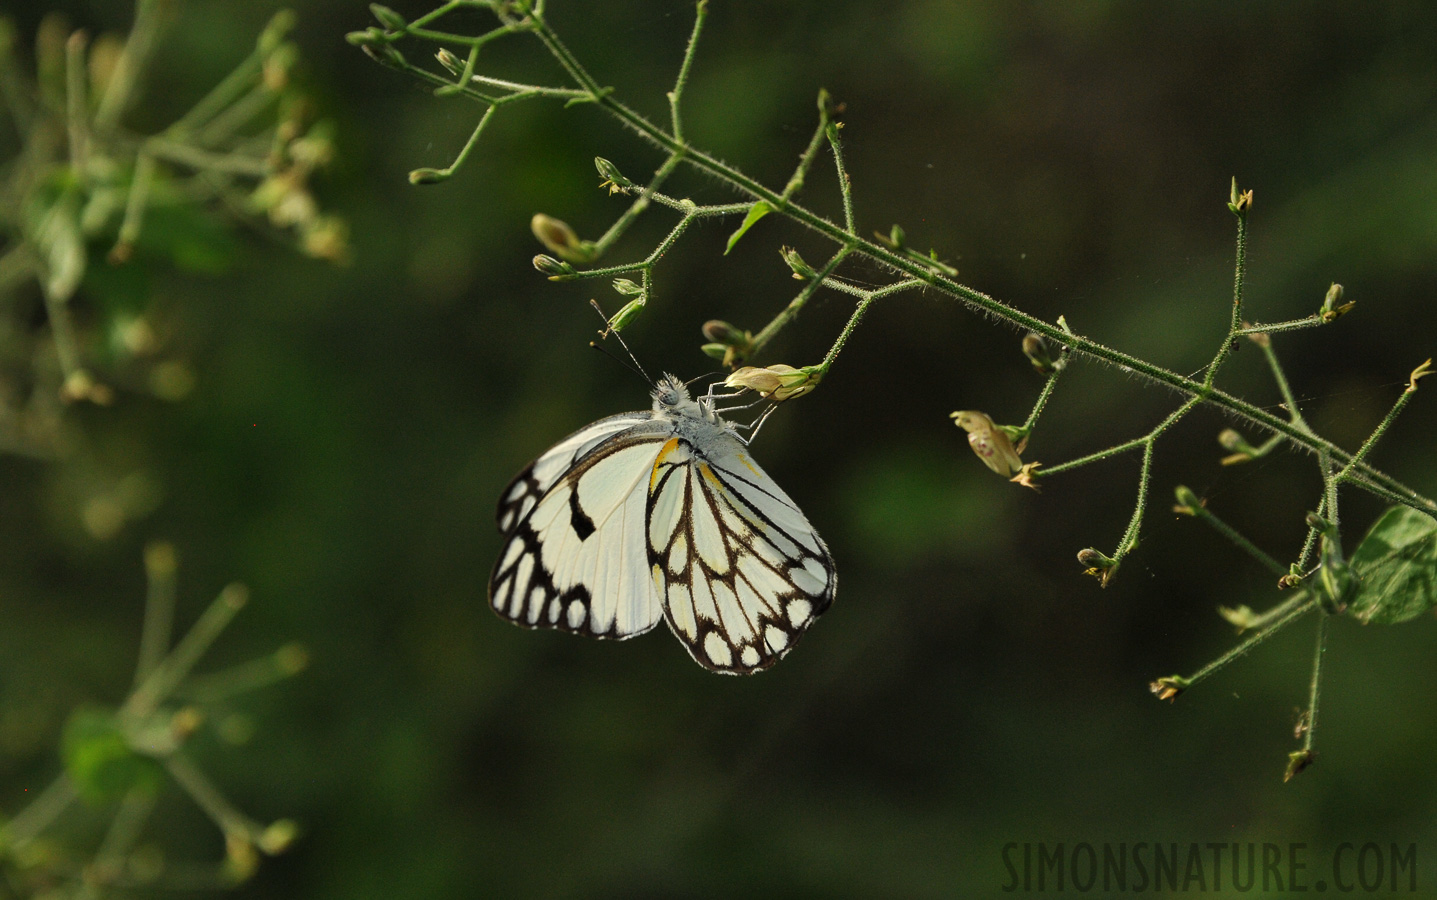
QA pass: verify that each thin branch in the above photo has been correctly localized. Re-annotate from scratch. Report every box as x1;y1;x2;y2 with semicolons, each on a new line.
826;122;856;236
667;0;708;144
816;278;926;374
750;247;854;355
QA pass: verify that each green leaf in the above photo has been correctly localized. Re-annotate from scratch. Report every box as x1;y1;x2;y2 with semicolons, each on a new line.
1348;506;1437;624
724;201;772;255
61;706;164;804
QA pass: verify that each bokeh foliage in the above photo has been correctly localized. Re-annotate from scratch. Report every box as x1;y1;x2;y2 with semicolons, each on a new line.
3;1;1436;897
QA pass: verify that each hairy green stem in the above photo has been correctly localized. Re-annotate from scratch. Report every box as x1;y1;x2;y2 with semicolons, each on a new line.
815;278;925;374
1258;339;1308;431
1202;208;1247;389
1185;499;1289;577
1303;612;1329;754
1185;595;1318;689
667;0;707;144
1236;315;1324;336
826;122;856;236
750;247;853;355
1021;350;1071;434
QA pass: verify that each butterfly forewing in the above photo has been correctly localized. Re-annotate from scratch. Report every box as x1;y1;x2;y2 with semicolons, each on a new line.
489;426;670;640
647;437;836;674
496;412;653;534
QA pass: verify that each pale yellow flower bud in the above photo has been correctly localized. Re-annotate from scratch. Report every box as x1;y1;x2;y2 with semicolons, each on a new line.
950;410;1023;477
724;364;820;401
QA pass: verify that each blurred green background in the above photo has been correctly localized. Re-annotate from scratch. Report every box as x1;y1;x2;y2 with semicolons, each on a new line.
3;1;1437;896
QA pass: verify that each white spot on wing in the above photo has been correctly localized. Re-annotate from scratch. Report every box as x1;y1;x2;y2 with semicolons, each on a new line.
786;598;812;628
711;581;750;643
567;601;586;629
513;554;533;596
740;645;760;667
668;532;687;576
704;631;732;667
667;581;695;639
791;563;825;596
765;626;789;652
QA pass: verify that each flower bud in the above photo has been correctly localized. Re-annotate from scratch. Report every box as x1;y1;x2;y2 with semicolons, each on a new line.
369;3;407;31
611;278;643;296
701;343;728;361
1172;484;1202;514
259;10;297;53
530;213;594;263
361;41;406;68
1149;674;1190;702
1217;428;1259;465
1077;547;1119;586
701;320;746;346
779;246;816;280
595;157;632;193
407;166;445;184
435;47;463;75
606;298;644;334
724;364;820;401
532;254;576;280
1010;462;1042;492
1218;605;1259;633
950;411;1024;477
1284;749;1315;782
1409;358;1434;393
1319;282;1354;322
1021;333;1060;375
1227;177;1254;216
1076;548;1115;569
259;819;300;855
874;224;906;250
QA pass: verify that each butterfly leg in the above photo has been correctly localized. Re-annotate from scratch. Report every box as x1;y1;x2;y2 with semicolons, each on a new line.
732;402;779;444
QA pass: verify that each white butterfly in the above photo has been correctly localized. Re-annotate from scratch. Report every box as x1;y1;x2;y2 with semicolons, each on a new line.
489;374;836;674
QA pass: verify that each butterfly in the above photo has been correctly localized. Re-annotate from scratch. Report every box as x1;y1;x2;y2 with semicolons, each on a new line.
489;374;836;674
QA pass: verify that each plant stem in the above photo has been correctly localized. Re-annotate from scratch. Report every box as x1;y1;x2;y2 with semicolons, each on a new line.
826;122;856;236
1202;206;1247;389
1185;499;1289;577
667;0;707;145
1334;381;1418;485
1258;339;1308;430
0;774;77;849
1185;594;1318;689
750;247;853;355
1303;612;1329;754
1236;315;1324;336
123;584;247;720
1021;349;1071;433
815;278;926;374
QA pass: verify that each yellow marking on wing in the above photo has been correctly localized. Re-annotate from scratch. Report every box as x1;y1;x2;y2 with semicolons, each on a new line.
735;453;761;477
699;462;725;492
650;437;682;491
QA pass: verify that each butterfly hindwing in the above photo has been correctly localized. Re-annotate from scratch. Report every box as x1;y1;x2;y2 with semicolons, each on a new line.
490;425;670;640
647;435;836;674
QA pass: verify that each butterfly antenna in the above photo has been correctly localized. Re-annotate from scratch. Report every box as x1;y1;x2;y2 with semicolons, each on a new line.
588;299;652;385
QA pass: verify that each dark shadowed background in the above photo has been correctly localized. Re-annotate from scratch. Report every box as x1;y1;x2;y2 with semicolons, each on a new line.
3;1;1436;897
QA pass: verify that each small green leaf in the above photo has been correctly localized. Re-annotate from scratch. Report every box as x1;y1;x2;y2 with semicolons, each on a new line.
61;706;164;804
1348;506;1437;624
724;201;772;255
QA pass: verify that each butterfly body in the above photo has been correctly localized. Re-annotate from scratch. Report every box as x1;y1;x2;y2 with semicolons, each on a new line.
490;375;835;674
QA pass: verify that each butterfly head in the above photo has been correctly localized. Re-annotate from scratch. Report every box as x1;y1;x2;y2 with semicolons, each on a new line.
652;373;691;408
653;373;715;422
